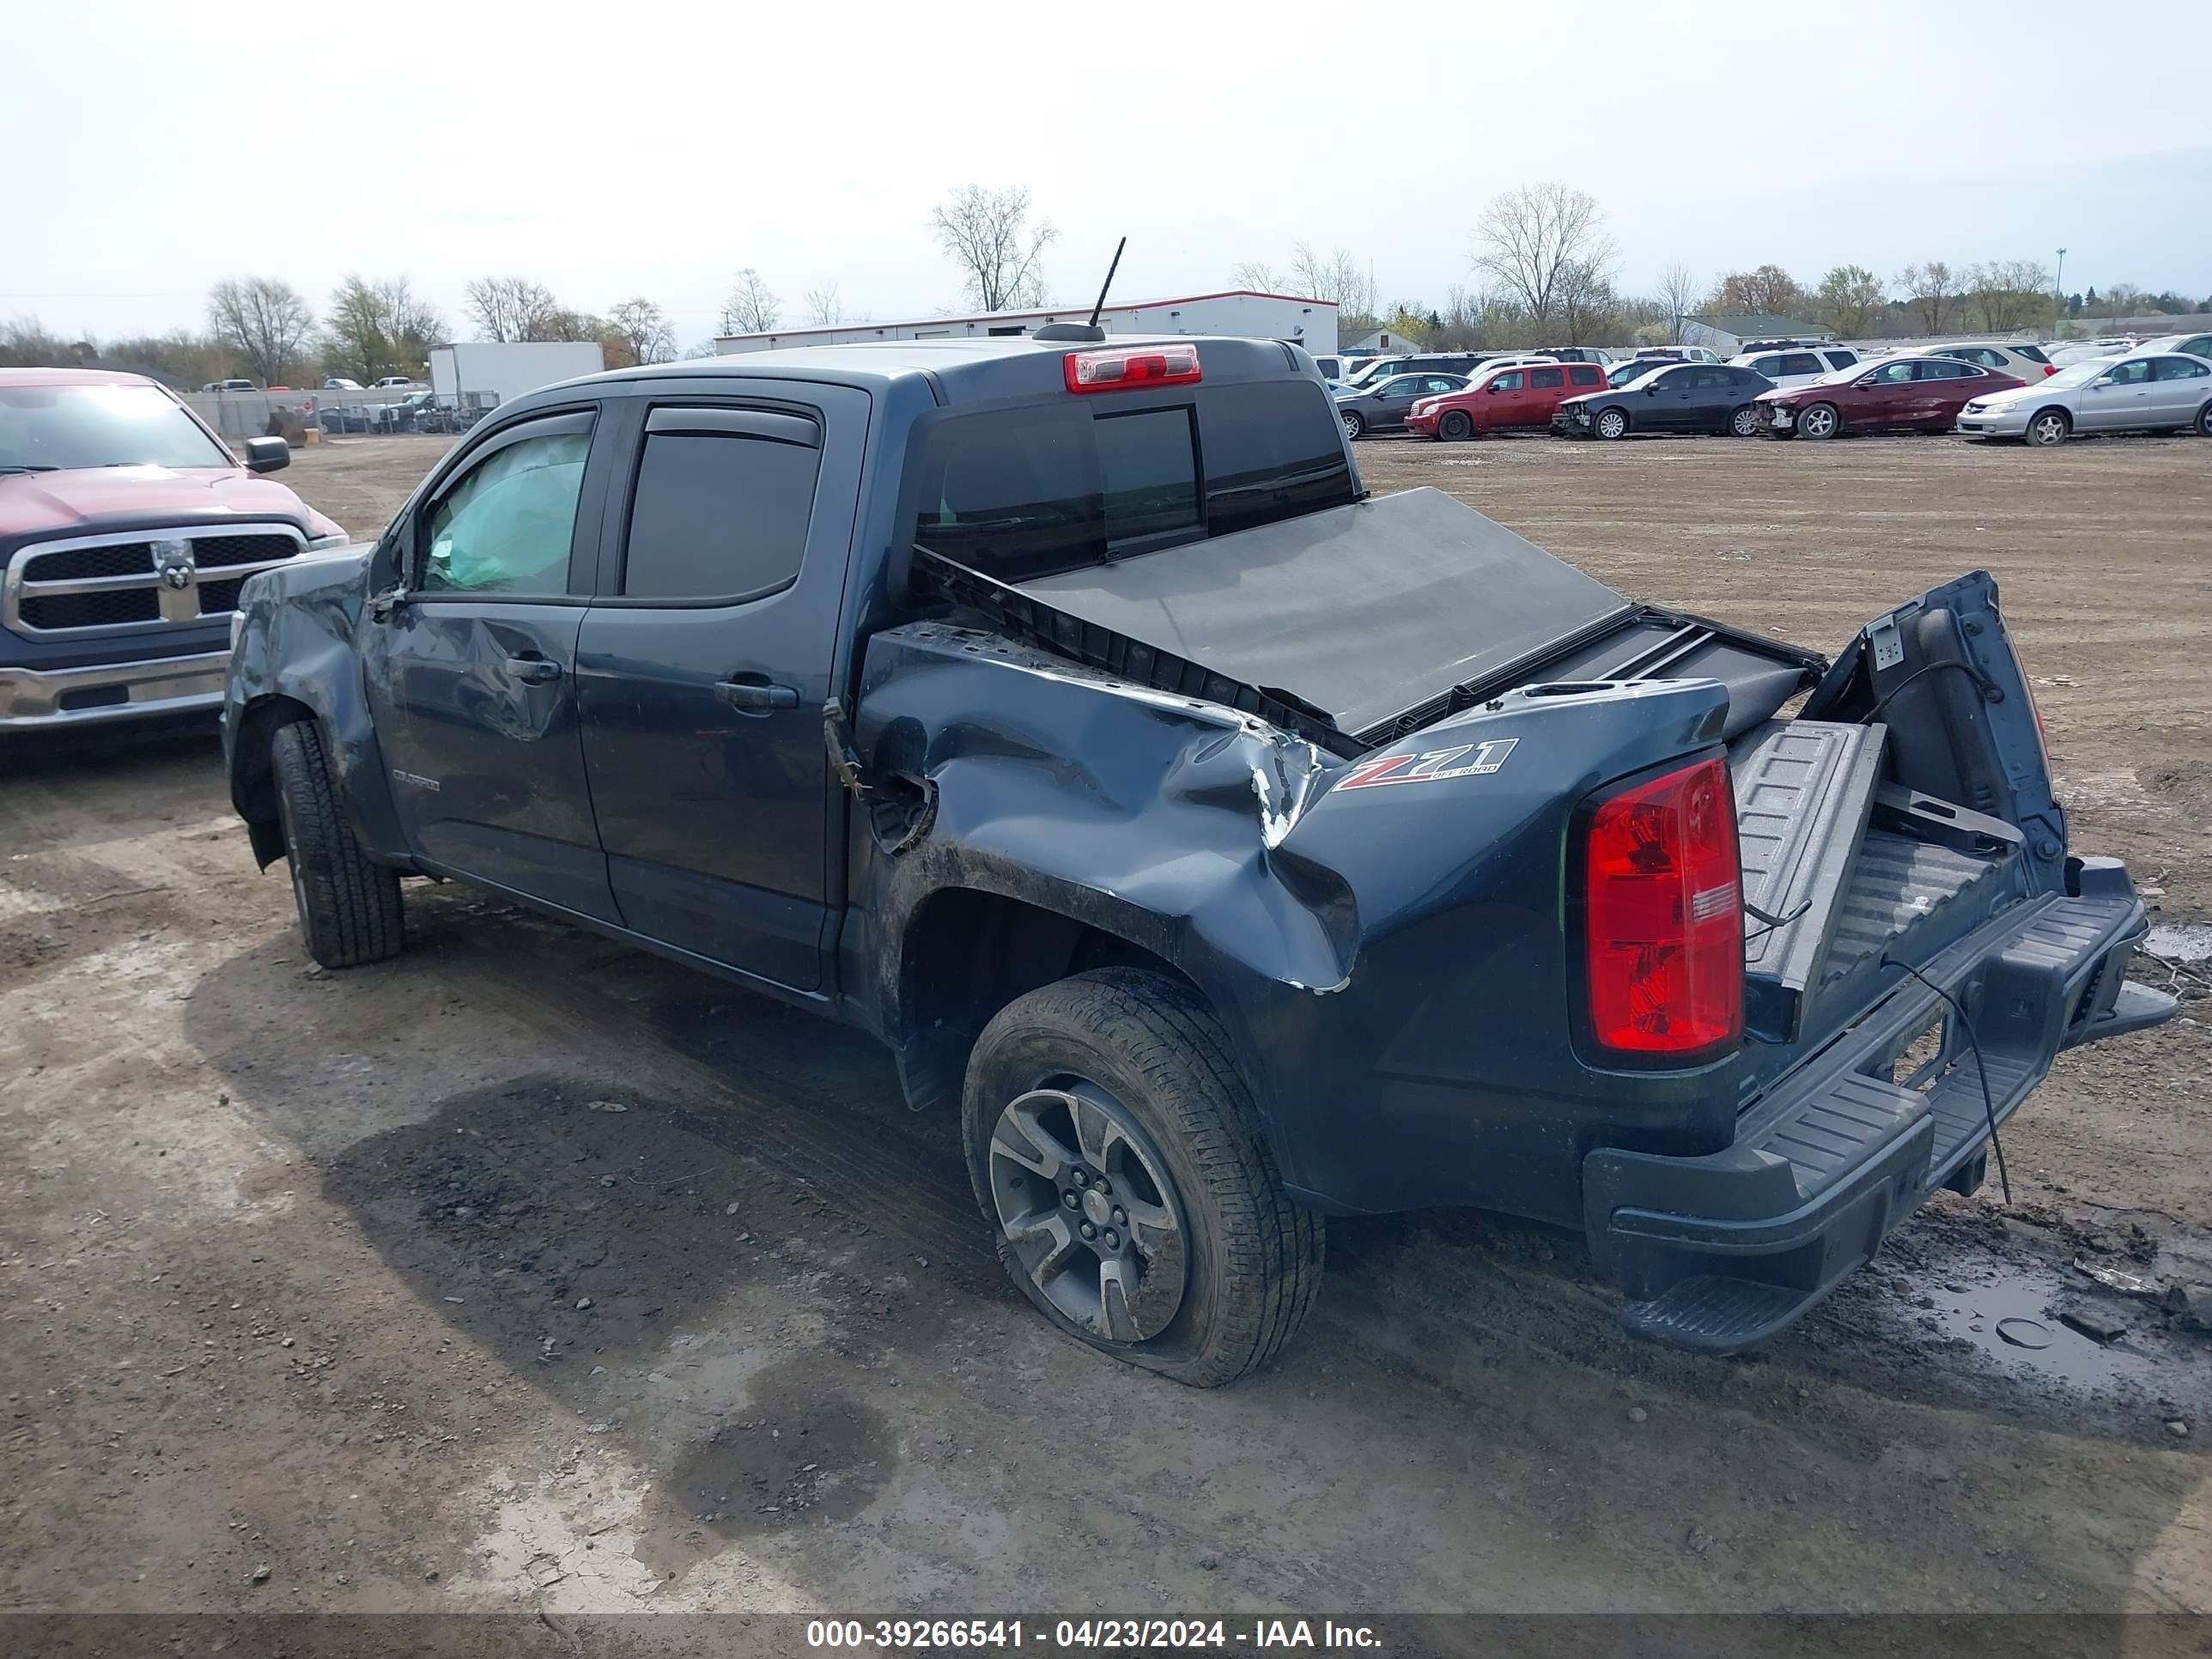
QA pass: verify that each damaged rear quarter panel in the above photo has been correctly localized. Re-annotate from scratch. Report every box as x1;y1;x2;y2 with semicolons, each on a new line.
848;625;1746;1219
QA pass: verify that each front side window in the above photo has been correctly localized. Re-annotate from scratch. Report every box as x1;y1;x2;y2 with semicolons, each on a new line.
421;427;589;596
1749;356;1783;376
623;430;820;599
2102;360;2154;386
1870;361;1917;385
0;383;230;472
1655;368;1693;390
1490;371;1525;392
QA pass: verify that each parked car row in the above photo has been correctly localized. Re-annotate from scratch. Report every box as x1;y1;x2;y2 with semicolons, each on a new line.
1358;341;2212;449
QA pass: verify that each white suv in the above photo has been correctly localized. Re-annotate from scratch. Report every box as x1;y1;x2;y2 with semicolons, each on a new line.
1729;343;1861;389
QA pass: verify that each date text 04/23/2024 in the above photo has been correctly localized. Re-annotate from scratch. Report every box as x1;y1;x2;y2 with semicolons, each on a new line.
805;1620;1383;1650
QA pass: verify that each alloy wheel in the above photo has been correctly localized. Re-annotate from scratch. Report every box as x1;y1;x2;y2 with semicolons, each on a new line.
2028;411;2068;447
1341;412;1364;441
1802;404;1838;440
988;1081;1189;1343
1731;405;1759;438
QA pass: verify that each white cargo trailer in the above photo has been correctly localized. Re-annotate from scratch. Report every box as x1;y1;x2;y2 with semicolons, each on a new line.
428;342;605;411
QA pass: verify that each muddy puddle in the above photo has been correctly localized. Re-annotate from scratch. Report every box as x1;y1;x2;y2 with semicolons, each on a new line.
1917;1260;2171;1390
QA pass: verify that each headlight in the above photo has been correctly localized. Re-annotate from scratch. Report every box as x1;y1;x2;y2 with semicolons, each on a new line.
305;531;351;551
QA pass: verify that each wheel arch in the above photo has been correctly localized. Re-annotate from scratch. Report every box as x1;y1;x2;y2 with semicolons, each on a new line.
228;692;317;868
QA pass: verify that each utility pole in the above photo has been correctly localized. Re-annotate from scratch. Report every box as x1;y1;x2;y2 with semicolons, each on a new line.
2053;247;2067;337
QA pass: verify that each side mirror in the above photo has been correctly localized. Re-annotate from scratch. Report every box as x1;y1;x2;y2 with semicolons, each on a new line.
241;435;290;473
2090;376;2116;388
1485;383;1501;394
1645;384;1660;395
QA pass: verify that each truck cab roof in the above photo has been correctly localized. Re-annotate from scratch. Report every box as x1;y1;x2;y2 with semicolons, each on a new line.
564;334;1313;410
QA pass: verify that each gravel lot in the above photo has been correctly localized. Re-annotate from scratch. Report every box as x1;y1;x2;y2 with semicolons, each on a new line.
4;428;2208;1635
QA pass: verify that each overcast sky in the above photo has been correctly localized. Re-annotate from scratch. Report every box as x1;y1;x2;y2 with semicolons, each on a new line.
11;0;2209;348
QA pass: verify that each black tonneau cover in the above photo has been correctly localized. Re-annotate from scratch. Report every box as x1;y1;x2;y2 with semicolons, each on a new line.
1018;489;1630;740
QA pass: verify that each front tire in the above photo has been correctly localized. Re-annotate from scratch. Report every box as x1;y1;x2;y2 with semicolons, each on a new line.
2196;401;2212;437
1340;410;1365;441
1729;404;1759;438
2026;408;2070;447
1799;402;1842;441
270;720;404;969
1439;410;1474;441
963;969;1323;1388
1593;407;1629;441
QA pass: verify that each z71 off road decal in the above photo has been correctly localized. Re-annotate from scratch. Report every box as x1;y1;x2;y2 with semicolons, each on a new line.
1336;738;1518;792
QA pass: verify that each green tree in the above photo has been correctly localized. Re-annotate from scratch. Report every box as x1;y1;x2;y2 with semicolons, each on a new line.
322;276;444;383
1812;265;1887;337
1707;264;1808;319
207;276;315;385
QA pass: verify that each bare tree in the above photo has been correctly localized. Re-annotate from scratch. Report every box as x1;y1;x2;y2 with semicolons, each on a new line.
464;276;561;343
207;277;315;386
804;282;846;326
1232;260;1285;291
1289;244;1377;328
609;297;676;366
1471;183;1614;335
531;308;608;345
1;314;70;368
1657;263;1700;343
930;185;1057;312
1897;261;1958;335
720;269;780;336
1557;261;1617;345
1964;260;2053;331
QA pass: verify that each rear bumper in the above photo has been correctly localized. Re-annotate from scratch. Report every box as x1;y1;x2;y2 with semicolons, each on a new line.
0;649;228;729
1582;859;2176;1353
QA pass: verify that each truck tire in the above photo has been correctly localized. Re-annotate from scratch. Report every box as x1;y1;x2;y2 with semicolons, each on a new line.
962;968;1322;1387
270;720;404;969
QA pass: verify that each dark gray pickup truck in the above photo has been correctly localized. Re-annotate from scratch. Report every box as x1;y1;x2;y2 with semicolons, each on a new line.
222;332;2173;1385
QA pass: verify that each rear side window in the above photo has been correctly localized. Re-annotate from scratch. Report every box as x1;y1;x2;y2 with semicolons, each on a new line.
622;428;820;599
1695;368;1736;389
1530;368;1565;389
1568;365;1601;386
2154;356;2209;380
2014;343;2051;364
1824;349;1859;368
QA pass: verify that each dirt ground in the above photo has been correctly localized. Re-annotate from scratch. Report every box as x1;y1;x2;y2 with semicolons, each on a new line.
4;429;2209;1638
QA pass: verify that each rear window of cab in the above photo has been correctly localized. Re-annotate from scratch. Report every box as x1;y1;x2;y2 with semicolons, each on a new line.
907;380;1357;582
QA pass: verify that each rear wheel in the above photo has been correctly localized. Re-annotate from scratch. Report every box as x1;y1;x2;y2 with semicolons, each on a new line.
1593;407;1629;441
963;969;1323;1388
270;720;404;969
1729;404;1759;438
1439;409;1474;441
2026;408;2070;447
1340;410;1365;441
1799;403;1842;441
2196;401;2212;437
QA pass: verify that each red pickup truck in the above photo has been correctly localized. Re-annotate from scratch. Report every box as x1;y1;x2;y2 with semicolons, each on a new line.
1;368;349;730
1407;359;1608;440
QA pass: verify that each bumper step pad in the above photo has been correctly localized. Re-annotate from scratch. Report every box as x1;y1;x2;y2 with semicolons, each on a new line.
1589;876;2173;1354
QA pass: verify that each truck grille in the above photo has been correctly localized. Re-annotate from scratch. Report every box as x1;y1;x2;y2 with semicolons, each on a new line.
3;522;308;637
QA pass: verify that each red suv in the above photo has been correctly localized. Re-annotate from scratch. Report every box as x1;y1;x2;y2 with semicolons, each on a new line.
1406;360;1607;440
1;368;349;731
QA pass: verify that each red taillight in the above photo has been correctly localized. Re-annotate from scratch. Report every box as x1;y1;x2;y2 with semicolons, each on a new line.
2043;364;2057;375
1064;343;1202;392
1583;757;1742;1055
